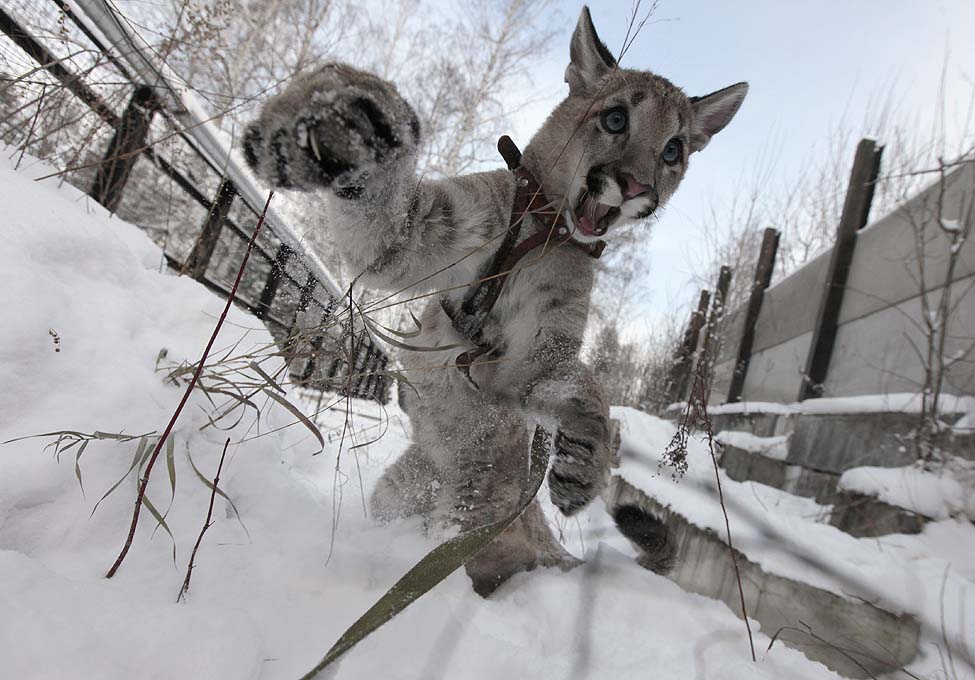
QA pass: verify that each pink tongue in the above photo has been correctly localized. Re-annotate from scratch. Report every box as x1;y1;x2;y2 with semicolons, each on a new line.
577;198;612;236
623;177;642;200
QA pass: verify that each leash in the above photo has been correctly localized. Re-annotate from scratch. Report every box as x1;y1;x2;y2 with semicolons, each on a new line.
445;136;606;385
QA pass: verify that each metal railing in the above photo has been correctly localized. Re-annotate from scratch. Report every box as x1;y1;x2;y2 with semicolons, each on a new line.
0;0;389;402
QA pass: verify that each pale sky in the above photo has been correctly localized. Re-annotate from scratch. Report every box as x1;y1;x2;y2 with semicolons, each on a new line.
506;1;975;339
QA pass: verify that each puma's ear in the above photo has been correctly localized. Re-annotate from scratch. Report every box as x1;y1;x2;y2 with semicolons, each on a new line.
565;6;616;96
689;82;749;152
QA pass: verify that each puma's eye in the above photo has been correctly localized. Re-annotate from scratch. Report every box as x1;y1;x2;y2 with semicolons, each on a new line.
600;108;628;134
662;139;682;165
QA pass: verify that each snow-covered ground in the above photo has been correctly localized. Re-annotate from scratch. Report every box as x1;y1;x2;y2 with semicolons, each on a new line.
2;152;973;680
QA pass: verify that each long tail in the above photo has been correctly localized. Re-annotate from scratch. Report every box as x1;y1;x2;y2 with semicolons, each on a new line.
601;474;677;575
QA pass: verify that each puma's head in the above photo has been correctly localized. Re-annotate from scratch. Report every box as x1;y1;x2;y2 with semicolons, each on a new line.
524;6;747;243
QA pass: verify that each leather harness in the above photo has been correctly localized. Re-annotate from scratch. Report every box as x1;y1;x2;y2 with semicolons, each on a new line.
443;135;605;384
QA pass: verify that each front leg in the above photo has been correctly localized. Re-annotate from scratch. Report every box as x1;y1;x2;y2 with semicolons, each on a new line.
244;63;419;193
522;332;612;516
244;63;511;291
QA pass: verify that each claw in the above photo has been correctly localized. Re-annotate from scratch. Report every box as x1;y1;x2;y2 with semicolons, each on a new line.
308;130;323;162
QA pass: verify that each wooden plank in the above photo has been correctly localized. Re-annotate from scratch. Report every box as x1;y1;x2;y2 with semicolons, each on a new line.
799;139;883;400
182;178;237;279
727;228;781;403
667;289;710;404
698;265;732;400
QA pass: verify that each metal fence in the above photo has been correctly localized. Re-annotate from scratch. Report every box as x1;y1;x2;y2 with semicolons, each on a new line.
0;0;389;402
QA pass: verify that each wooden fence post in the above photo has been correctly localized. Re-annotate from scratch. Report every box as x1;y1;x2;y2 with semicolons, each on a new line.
372;353;386;401
344;334;367;396
90;84;158;211
183;178;237;279
352;338;372;397
799;139;883;400
727;228;781;403
257;244;292;319
376;356;389;402
667;289;711;404
696;265;732;401
281;271;320;375
299;335;325;386
300;295;339;388
296;272;317;314
360;347;377;398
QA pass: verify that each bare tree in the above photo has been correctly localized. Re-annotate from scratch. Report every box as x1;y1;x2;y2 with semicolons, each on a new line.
888;153;975;463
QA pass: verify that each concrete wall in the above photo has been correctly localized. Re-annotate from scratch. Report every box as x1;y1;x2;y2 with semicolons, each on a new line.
711;161;975;404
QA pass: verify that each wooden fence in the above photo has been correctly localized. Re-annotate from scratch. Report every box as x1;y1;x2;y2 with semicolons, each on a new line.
0;0;389;403
668;139;975;406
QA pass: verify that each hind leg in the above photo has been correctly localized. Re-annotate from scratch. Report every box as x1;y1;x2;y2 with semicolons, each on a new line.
464;499;581;597
418;398;577;596
370;445;442;523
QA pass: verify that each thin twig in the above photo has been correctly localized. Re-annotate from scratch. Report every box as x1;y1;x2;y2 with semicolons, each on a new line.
177;437;230;602
664;307;756;662
698;378;757;662
105;190;274;578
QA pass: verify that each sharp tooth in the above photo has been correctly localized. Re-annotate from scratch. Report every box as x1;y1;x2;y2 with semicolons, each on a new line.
309;131;323;161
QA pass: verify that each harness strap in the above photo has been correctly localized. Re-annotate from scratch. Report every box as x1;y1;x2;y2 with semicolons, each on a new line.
446;136;606;385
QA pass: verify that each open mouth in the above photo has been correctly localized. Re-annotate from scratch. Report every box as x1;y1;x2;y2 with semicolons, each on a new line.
574;191;620;238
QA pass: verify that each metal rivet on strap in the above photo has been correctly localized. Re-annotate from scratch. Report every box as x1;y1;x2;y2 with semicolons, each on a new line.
518;177;529;187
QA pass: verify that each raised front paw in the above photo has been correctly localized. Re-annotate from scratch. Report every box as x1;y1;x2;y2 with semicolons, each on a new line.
243;63;419;192
548;427;608;516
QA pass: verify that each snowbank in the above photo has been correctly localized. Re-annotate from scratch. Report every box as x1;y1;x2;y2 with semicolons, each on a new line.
611;407;975;626
840;463;975;521
0;152;841;679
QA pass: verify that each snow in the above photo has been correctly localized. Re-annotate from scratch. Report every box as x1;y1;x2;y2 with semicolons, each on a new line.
691;393;974;417
940;217;961;233
715;431;790;460
797;392;975;415
839;463;975;521
608;407;975;679
953;397;975;433
0;151;847;679
704;401;796;415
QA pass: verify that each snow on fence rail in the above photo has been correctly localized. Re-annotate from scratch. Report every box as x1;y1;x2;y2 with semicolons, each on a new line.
668;139;975;407
0;0;389;403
